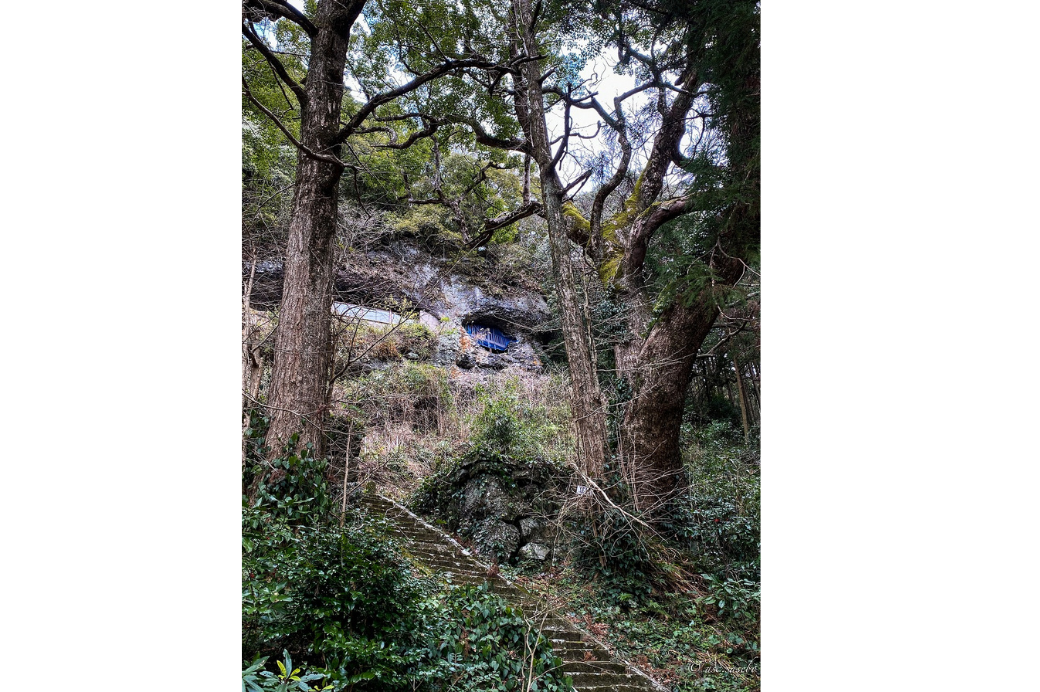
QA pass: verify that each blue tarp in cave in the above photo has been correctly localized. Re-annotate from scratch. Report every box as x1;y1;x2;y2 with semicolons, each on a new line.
465;324;515;352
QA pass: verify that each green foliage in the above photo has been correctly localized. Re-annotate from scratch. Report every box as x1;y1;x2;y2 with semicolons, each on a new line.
569;500;657;605
696;574;759;627
244;431;333;525
467;379;570;462
408;379;572;565
416;583;573;691
513;566;759;692
243;416;573;691
411;377;571;534
243;651;334;692
650;422;760;588
242;502;428;682
244;499;574;691
703;394;742;428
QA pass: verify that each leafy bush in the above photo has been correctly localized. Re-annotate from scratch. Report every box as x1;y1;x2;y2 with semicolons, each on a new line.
467;378;570;462
696;574;760;627
244;431;333;525
243;651;333;692
569;500;657;605
675;421;760;582
411;377;571;537
245;456;574;691
416;583;573;692
243;503;429;689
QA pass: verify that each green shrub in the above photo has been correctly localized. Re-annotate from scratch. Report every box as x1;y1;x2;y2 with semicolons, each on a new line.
696;573;760;627
675;421;760;582
569;500;658;605
244;480;574;691
243;504;429;688
416;583;573;692
244;431;333;525
243;651;334;692
468;378;570;462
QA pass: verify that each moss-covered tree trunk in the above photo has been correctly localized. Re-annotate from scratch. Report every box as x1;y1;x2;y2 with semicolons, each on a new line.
550;0;759;513
509;0;610;479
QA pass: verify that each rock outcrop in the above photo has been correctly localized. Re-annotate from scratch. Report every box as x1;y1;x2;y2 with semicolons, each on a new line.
413;453;565;564
248;240;552;372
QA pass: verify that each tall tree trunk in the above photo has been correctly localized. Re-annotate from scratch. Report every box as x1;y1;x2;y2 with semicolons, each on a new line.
264;1;357;460
620;282;728;505
510;0;609;478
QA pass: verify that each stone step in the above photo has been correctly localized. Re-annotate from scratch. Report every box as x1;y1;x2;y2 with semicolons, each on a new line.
412;555;484;569
362;494;664;692
547;639;597;654
568;672;650;688
356;497;389;507
388;526;445;540
403;544;470;560
428;571;495;584
402;539;456;553
560;661;627;674
415;553;482;567
540;629;582;642
402;539;469;554
385;519;438;530
414;558;489;576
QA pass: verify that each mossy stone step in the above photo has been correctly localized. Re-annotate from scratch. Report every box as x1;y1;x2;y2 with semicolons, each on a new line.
568;672;651;688
546;639;597;653
561;661;627;674
540;629;582;642
403;542;471;558
386;525;444;538
415;559;485;570
419;566;488;577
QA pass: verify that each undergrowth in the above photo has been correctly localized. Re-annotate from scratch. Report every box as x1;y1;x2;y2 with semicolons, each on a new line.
242;429;574;692
503;421;760;692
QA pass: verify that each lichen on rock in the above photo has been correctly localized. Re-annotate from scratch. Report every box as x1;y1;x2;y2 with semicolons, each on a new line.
411;451;568;564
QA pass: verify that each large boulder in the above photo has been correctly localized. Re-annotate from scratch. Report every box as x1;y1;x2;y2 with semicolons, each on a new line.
412;452;568;564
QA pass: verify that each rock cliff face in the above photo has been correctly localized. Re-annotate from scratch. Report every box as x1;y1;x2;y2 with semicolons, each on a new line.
248;240;554;372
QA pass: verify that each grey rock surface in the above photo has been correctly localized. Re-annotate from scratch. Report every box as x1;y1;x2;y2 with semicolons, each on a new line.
473;519;521;561
422;455;567;563
519;542;550;561
519;516;542;539
246;240;552;372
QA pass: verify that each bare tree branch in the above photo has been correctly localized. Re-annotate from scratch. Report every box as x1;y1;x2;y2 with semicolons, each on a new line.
464;200;544;249
242;77;348;169
333;57;504;146
243;0;318;36
242;22;308;106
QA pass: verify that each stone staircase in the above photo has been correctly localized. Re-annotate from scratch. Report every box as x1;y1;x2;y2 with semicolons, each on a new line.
358;492;664;692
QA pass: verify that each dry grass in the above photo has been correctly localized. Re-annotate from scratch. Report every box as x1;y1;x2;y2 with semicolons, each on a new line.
326;360;572;502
